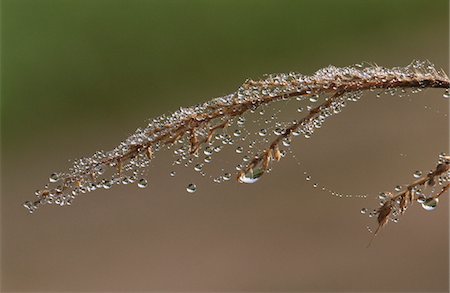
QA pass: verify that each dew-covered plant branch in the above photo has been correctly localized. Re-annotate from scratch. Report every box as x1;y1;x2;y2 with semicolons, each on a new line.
25;60;450;236
365;154;449;244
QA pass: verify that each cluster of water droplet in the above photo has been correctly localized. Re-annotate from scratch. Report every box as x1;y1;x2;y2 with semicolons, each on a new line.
24;61;449;213
360;153;450;224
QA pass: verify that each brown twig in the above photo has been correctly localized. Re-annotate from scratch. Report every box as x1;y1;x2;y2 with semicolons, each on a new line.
238;90;345;181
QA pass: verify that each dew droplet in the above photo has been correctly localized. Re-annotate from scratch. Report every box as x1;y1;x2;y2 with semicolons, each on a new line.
23;201;34;212
194;163;203;172
49;173;59;183
137;178;148;188
413;170;422;178
170;171;176;177
378;192;388;200
422;197;438;211
305;175;311;181
239;168;264;184
103;180;113;189
223;173;232;181
360;208;368;214
443;89;450;99
309;95;318;103
394;185;402;192
417;195;426;204
258;129;267;137
204;146;213;156
97;166;105;175
233;129;241;137
186;183;197;193
274;128;283;135
235;146;244;153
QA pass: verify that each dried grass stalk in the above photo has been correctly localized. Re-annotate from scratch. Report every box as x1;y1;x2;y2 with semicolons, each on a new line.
24;60;450;232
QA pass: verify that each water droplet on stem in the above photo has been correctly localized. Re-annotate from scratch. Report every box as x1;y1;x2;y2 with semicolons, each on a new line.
49;173;59;183
239;168;264;184
138;178;148;188
422;198;438;211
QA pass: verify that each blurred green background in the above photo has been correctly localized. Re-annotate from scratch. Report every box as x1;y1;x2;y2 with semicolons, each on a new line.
1;0;449;291
2;0;448;152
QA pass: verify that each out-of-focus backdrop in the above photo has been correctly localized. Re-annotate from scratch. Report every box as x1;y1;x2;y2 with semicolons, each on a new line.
1;0;449;291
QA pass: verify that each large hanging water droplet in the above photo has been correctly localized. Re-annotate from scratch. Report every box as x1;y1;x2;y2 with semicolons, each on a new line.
186;183;197;193
137;178;148;188
49;173;59;183
421;198;438;211
239;168;264;184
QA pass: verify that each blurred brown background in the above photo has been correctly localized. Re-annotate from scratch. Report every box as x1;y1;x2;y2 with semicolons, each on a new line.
1;0;449;292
